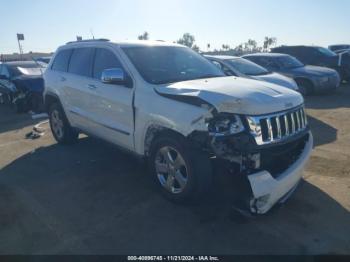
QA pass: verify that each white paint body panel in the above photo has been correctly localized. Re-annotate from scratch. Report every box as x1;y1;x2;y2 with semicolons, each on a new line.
44;41;313;213
155;76;303;115
248;132;313;214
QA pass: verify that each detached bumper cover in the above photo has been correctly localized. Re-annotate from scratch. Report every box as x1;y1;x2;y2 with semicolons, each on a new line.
247;131;313;214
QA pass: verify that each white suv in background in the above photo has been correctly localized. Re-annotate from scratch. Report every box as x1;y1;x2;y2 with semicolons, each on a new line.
43;39;313;214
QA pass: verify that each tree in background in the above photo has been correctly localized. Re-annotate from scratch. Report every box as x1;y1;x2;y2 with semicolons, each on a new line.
204;37;278;56
222;44;230;51
138;32;149;40
263;37;277;52
207;43;211;51
245;39;259;53
177;33;196;49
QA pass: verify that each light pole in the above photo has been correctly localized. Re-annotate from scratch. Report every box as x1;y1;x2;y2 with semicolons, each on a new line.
17;33;24;59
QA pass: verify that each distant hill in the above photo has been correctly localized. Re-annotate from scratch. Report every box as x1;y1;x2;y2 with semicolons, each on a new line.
0;52;53;62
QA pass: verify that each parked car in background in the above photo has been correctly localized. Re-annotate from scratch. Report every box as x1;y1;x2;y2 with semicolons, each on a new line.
271;45;350;82
43;39;313;214
205;55;299;91
35;56;52;65
0;61;45;112
243;53;340;95
329;44;350;52
332;49;350;55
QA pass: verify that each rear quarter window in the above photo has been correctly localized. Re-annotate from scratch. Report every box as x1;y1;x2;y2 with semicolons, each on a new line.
51;49;72;72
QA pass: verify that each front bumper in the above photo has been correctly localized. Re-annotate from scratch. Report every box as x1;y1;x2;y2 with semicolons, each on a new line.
316;74;341;92
247;131;313;214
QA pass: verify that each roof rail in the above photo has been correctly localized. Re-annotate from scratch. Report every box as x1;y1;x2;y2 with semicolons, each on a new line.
66;38;110;45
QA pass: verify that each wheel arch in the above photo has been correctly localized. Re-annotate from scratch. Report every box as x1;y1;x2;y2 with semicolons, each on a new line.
143;124;188;157
294;77;315;94
44;92;63;113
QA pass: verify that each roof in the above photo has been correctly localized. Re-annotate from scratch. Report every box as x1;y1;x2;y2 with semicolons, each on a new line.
243;53;290;58
64;39;183;49
204;55;239;60
273;45;323;49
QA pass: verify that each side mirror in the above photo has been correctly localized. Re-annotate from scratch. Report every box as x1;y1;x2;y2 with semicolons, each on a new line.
101;68;130;86
0;75;9;80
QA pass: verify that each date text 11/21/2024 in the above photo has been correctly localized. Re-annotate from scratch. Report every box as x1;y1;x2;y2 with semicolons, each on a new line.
127;256;220;261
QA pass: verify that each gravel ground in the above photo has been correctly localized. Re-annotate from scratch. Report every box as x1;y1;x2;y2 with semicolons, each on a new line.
0;84;349;255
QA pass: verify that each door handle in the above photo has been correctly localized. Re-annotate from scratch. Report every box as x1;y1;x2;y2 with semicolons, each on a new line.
87;84;97;89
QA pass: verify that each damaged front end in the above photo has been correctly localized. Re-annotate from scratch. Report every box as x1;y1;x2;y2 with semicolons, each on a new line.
189;105;313;214
12;76;44;113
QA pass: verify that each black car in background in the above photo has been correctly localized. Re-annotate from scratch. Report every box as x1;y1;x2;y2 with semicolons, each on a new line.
271;45;350;82
329;44;350;52
35;56;52;65
243;53;340;95
0;61;45;113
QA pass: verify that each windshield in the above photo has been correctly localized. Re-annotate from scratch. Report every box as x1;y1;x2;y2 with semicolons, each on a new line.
9;63;44;77
122;46;225;84
276;56;304;69
317;47;337;57
226;58;269;76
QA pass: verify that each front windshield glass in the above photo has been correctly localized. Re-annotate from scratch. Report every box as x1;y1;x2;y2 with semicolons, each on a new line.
122;46;225;84
317;47;337;57
227;58;269;76
277;56;304;69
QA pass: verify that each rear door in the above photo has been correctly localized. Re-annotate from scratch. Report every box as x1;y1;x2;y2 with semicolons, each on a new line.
63;47;96;132
85;47;134;151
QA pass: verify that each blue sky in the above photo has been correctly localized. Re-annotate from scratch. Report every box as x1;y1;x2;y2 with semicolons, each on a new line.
1;0;349;54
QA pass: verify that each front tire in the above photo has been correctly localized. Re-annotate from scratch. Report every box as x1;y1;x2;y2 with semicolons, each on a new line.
148;132;212;203
49;103;78;144
296;79;314;96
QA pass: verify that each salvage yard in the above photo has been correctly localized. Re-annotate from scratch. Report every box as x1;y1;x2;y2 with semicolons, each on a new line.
0;85;349;255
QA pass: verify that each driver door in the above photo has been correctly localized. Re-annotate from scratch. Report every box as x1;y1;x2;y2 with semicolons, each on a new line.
87;48;134;151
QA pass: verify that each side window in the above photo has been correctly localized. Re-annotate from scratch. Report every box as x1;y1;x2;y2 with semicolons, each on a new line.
93;48;123;79
259;58;278;69
211;61;222;70
298;48;313;63
253;57;267;67
68;48;95;77
221;64;236;76
211;60;236;76
52;49;72;72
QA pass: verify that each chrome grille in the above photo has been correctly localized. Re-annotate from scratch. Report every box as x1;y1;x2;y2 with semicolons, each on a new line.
247;106;308;145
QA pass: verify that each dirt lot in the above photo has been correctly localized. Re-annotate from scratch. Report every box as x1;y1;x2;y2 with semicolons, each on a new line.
0;85;349;255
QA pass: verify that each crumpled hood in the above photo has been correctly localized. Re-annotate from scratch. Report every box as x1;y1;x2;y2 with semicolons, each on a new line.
12;75;44;93
155;76;303;115
291;65;338;77
251;72;298;90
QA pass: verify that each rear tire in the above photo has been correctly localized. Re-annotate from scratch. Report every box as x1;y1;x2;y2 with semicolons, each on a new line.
49;103;78;144
148;132;213;203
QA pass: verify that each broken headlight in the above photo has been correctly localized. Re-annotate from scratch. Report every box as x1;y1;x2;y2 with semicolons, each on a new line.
207;114;244;136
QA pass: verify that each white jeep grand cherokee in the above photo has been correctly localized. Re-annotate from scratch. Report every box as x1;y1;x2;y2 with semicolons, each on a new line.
43;39;313;214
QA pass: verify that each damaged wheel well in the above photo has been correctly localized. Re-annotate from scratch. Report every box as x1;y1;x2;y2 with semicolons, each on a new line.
144;125;186;156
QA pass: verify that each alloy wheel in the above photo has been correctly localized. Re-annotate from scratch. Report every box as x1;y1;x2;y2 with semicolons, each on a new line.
155;146;189;194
